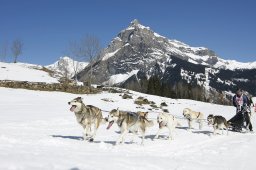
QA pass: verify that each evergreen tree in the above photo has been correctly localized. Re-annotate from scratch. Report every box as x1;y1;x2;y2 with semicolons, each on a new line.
147;75;161;95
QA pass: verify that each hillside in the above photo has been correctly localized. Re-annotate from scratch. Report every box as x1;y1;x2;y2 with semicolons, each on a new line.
0;57;88;84
0;61;58;83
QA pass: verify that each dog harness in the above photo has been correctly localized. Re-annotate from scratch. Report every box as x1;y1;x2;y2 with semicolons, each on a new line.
196;112;201;119
118;111;139;127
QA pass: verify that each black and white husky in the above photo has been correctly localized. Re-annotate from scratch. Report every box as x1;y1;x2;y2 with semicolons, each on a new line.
207;114;230;135
106;109;153;145
68;97;105;142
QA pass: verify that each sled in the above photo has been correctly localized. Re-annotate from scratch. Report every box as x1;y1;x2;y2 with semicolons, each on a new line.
228;106;252;133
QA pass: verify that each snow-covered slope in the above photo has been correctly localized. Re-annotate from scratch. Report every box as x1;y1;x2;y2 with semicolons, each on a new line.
0;62;58;83
0;87;256;170
46;56;88;79
0;57;88;84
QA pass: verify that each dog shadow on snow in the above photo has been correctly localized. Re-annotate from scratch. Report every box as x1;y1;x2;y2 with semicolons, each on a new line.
170;126;213;136
176;126;213;136
51;135;84;141
191;130;213;136
51;135;116;145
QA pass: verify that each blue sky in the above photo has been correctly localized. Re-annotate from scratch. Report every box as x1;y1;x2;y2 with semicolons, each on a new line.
0;0;255;65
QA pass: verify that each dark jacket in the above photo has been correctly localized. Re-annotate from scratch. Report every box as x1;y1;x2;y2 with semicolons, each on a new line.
232;94;249;108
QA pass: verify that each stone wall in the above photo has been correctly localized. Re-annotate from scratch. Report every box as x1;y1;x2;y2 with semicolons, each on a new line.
0;80;100;94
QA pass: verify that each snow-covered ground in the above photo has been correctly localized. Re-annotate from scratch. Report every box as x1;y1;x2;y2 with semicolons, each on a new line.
0;62;58;83
0;57;88;84
0;87;256;170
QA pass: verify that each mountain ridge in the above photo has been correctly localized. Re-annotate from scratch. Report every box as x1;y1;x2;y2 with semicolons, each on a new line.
77;19;256;102
102;19;256;70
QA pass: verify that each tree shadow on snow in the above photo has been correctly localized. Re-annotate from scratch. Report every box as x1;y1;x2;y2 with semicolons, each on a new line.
51;135;83;141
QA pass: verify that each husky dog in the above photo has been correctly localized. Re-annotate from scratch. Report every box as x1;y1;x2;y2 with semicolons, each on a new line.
68;97;104;142
106;109;153;145
137;111;149;118
207;114;230;135
183;108;204;130
154;112;180;140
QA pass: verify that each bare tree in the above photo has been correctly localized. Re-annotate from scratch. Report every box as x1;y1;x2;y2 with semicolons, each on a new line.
0;41;8;62
62;59;70;79
67;35;101;86
57;57;71;83
68;40;85;82
11;39;23;63
82;35;101;87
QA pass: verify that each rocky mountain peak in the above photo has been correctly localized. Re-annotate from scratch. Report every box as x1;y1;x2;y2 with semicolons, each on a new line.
77;20;256;100
130;19;140;26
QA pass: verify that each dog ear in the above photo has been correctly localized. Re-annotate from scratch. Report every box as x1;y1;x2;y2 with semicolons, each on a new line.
76;97;83;102
208;114;213;118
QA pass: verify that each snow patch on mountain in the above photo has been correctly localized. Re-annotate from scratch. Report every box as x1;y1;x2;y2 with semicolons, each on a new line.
103;70;139;86
214;59;256;70
102;48;121;61
232;78;249;82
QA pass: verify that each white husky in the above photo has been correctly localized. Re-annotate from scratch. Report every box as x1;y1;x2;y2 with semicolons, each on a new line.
154;112;180;140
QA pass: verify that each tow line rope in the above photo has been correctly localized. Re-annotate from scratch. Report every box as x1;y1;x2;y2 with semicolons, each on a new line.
101;109;208;122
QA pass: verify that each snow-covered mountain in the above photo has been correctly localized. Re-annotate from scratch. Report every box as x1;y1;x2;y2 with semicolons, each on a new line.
100;19;256;70
77;19;256;99
46;56;88;79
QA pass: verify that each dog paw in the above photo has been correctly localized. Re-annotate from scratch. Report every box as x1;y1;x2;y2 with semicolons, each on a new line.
88;138;94;142
168;137;174;141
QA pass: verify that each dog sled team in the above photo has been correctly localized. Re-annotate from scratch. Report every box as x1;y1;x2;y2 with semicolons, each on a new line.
68;88;255;145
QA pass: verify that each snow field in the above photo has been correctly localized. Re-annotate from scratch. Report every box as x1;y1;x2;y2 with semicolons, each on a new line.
0;87;256;170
